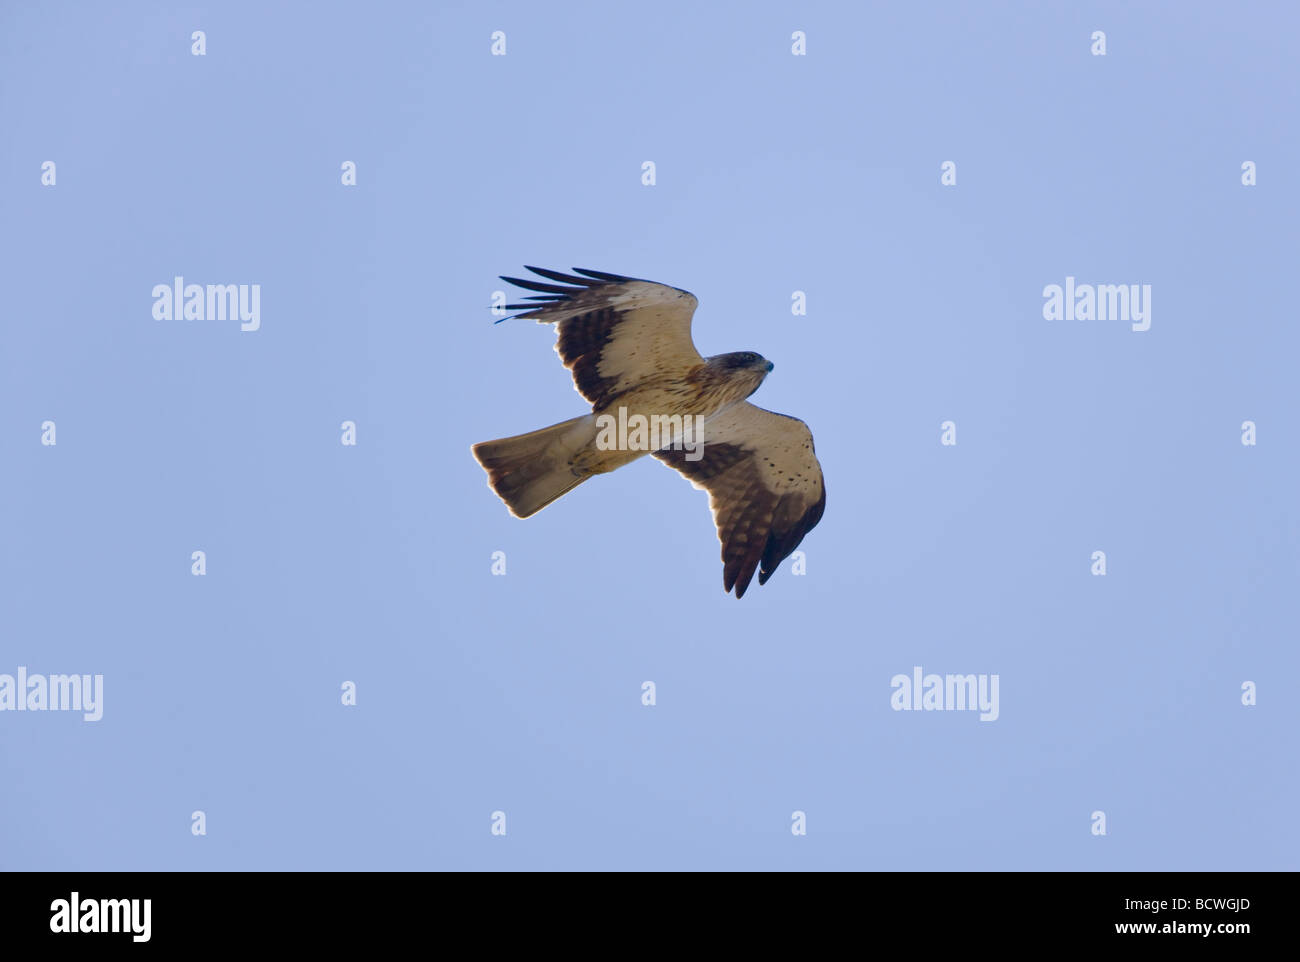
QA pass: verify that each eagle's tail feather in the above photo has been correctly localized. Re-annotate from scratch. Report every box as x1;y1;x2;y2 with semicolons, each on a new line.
472;415;596;518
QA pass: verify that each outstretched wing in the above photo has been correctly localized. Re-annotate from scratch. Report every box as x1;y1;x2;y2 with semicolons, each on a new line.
654;402;825;598
499;267;703;409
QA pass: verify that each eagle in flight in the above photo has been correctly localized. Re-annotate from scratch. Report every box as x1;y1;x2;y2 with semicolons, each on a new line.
472;267;826;598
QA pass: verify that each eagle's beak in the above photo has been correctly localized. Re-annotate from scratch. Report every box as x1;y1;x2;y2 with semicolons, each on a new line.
765;361;775;372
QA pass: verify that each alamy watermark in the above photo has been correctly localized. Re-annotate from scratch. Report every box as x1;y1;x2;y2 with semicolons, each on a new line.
152;276;261;331
890;666;999;721
0;667;103;721
50;893;150;942
1043;276;1151;332
595;407;706;461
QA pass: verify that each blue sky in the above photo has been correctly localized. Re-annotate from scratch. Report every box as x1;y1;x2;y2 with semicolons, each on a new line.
1;0;1296;869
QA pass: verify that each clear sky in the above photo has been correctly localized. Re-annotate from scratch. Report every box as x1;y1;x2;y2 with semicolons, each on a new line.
2;0;1296;870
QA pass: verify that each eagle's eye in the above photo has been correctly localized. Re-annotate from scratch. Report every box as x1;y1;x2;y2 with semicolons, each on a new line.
722;351;763;369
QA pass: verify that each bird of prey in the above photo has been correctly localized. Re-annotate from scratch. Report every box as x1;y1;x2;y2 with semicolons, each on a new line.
472;267;826;598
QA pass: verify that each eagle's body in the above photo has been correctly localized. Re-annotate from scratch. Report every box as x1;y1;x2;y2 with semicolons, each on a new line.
567;359;769;476
472;267;825;598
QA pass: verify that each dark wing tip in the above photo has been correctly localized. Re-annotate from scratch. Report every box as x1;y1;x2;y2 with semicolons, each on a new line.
572;267;632;282
495;267;640;321
755;486;827;589
524;266;602;287
499;276;575;295
501;267;637;294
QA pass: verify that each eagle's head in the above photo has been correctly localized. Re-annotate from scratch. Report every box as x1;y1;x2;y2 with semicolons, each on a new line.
714;351;774;373
707;351;774;400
